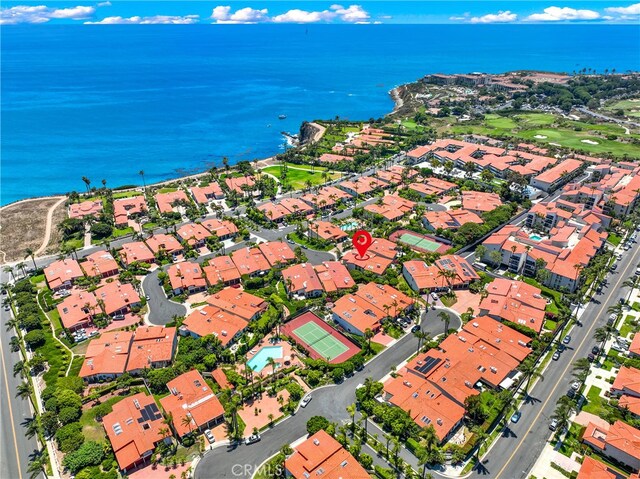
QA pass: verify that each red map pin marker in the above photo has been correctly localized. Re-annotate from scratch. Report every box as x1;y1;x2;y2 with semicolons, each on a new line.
352;230;373;260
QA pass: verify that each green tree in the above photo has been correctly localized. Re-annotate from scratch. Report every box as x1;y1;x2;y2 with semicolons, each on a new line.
306;415;330;435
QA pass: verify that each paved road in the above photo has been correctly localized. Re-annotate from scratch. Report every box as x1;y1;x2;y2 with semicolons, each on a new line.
194;307;458;479
577;107;640;128
0;288;44;479
471;240;640;479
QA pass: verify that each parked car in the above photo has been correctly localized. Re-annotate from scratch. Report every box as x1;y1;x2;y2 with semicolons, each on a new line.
611;263;618;271
557;344;566;353
204;429;215;444
567;389;577;399
510;411;522;423
549;419;559;431
611;342;627;353
588;353;596;362
300;395;312;408
113;314;125;320
552;351;561;361
592;346;601;355
245;434;261;445
563;335;571;345
411;325;421;333
570;381;581;391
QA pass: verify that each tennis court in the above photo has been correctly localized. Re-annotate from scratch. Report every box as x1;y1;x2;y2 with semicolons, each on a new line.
399;233;442;252
282;311;360;364
293;322;349;361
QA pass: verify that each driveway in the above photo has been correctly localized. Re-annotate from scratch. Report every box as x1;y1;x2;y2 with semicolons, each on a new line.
143;268;187;325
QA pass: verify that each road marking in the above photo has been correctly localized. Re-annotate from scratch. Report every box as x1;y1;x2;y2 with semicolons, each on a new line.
495;245;640;479
0;330;24;479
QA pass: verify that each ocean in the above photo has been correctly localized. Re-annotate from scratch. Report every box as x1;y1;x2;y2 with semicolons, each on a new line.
2;24;639;205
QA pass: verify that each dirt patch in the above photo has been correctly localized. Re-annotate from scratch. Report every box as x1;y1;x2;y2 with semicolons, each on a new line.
0;197;65;263
43;200;67;256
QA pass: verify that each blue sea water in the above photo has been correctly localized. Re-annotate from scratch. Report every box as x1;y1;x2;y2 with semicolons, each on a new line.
2;24;639;204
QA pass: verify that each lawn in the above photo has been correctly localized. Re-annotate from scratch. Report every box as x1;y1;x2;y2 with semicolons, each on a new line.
620;315;637;338
288;231;335;251
262;165;339;190
157;187;178;193
92;226;134;244
558;422;586;457
451;113;640;159
544;319;558;331
608;234;622;246
583;386;604;415
80;395;127;442
484;114;517;129
605;99;640;118
440;294;457;307
112;191;143;199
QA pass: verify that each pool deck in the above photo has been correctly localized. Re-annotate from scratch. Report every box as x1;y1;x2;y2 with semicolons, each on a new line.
236;334;303;375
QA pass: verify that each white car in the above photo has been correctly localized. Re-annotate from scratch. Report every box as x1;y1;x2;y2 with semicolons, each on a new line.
300;395;312;408
204;429;215;444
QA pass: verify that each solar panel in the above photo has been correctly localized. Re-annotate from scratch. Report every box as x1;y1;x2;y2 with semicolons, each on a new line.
414;356;441;375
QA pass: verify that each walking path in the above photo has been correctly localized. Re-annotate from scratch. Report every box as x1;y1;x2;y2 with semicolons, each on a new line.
34;196;66;256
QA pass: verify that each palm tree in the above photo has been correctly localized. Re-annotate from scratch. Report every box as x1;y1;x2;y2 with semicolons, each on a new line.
268;413;274;427
519;361;543;396
471;425;488;461
572;358;591;383
181;414;193;434
551;396;572;433
24;248;37;270
267;356;277;377
81;176;91;194
438;311;450;336
346;403;356;432
623;276;639;302
3;266;15;283
414;329;429;355
15;262;27;278
594;325;616;345
363;328;374;352
16;381;32;399
607;303;623;318
139;170;146;190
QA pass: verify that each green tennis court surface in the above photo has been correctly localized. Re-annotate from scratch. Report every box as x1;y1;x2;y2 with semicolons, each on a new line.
399;233;442;252
293;322;349;361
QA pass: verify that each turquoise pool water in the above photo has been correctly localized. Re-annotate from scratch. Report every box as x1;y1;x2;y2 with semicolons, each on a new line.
529;234;543;241
247;346;283;373
340;221;359;231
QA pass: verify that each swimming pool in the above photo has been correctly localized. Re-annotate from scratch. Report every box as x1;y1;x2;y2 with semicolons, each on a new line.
247;346;283;373
529;234;543;241
340;221;359;231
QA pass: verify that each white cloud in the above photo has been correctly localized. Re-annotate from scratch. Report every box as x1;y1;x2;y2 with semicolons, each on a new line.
272;8;333;23
469;10;517;23
332;4;369;22
526;6;600;21
86;14;199;24
97;1;111;6
211;4;370;24
605;3;640;14
50;6;95;19
0;4;95;24
211;5;268;23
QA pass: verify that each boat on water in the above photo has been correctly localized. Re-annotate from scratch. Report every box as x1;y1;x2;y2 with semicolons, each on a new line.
278;114;287;120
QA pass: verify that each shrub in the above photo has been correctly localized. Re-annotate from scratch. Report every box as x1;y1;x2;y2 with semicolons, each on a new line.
24;330;46;348
306;416;330;435
58;406;82;425
62;441;105;474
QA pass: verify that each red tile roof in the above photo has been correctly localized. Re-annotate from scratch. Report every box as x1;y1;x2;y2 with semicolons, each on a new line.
230;247;270;276
206;287;268;322
113;196;147;226
96;281;141;316
203;255;241;285
200;219;238;238
309;221;348;242
160;370;225;437
82;251;119;278
69;200;103;219
144;233;183;255
282;263;323;295
155;190;190;214
103;392;168;471
176;222;211;245
314;261;355;293
44;258;84;289
167;263;207;292
257;241;296;267
190;182;223;203
120;241;155;266
182;304;248;344
576;456;624;479
57;291;99;330
461;191;503;213
285;430;371;479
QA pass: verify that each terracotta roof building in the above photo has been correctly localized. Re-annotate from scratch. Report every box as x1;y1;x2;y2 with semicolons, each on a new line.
308;221;348;243
285;429;371;479
206;287;268;322
160;370;225;438
44;258;84;291
257;241;296;267
203;255;241;286
144;233;184;258
176;222;211;248
155;190;190;214
167;262;207;295
181;305;249;344
611;366;640;399
69;200;103;220
120;241;155;266
82;251;119;278
402;255;480;293
103;392;170;472
332;282;413;335
190;182;224;204
422;209;483;231
225;176;256;195
201;219;238;240
314;261;355;293
282;263;323;298
461;191;503;214
96;281;141;317
113;196;147;227
57;290;99;331
582;420;640;471
230;247;270;277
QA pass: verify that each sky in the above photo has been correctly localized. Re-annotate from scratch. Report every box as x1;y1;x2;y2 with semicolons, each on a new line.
1;1;639;25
